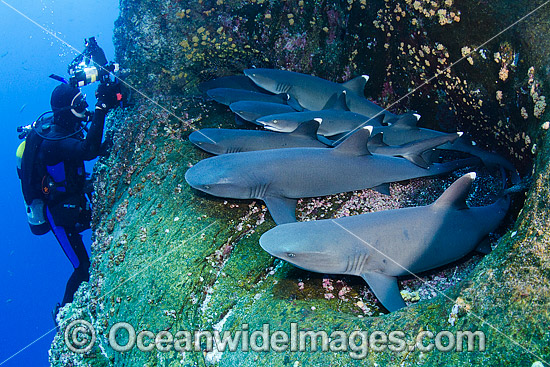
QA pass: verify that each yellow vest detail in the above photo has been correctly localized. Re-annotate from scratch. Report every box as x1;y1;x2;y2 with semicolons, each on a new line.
16;140;26;170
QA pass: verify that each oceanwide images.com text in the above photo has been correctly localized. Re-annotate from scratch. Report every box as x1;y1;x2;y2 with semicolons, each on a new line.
65;319;486;359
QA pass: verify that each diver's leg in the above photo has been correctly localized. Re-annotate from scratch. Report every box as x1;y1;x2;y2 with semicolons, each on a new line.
46;208;90;305
61;231;90;305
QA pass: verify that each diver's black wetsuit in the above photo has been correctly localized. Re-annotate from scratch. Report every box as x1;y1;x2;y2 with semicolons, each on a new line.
38;108;106;305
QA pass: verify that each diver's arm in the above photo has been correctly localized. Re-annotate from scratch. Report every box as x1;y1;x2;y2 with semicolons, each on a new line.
82;108;106;157
41;112;106;162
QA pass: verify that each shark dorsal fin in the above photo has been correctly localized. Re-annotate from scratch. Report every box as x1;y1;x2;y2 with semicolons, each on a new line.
392;113;420;129
289;119;320;138
342;75;369;96
322;92;350;111
433;172;476;210
333;126;372;155
369;132;388;148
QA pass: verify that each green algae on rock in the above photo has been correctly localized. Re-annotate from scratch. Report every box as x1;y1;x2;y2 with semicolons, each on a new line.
50;0;550;366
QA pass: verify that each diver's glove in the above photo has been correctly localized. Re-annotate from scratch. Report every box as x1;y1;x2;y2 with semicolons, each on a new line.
98;137;113;158
95;81;122;111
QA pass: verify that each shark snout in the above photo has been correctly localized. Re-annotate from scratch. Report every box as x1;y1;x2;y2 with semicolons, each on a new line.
189;131;210;146
184;164;204;190
188;130;223;155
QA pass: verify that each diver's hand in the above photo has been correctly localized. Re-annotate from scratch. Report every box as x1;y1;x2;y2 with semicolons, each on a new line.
95;81;121;111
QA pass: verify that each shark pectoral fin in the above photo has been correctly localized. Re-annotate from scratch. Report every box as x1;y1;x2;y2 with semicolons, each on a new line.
361;272;406;312
475;237;493;255
290;119;321;139
234;115;248;126
371;183;391;195
317;134;338;147
264;196;298;224
342;75;369;96
285;95;305;111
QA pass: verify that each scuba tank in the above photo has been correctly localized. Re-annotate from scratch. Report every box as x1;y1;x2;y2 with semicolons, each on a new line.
16;132;50;235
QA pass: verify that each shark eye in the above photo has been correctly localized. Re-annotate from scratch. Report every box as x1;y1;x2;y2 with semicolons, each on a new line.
273;120;278;124
287;252;296;258
204;185;210;189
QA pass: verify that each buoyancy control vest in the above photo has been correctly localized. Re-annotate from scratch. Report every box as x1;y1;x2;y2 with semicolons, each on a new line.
17;113;92;235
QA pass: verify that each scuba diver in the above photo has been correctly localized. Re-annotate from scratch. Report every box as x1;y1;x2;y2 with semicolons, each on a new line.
18;82;118;307
16;38;122;314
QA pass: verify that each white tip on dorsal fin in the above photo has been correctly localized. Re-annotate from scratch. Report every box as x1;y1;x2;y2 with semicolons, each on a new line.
433;172;476;210
413;113;421;121
314;118;323;124
333;127;372;156
342;75;369;96
457;131;464;137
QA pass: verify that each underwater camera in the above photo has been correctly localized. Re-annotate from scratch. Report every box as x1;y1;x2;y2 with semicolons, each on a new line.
66;37;120;88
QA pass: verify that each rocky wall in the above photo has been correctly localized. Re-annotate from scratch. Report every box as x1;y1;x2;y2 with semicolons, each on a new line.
50;0;550;365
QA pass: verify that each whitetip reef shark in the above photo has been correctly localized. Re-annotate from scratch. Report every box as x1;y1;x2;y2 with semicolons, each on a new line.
244;68;398;123
259;172;510;312
189;119;328;154
229;100;297;123
185;126;479;224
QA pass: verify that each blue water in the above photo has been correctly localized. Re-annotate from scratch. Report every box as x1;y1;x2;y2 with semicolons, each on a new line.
0;1;118;365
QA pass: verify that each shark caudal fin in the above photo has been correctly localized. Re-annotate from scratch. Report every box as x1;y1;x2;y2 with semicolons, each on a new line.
430;157;481;178
369;132;461;168
398;133;462;168
452;135;521;185
361;272;406;312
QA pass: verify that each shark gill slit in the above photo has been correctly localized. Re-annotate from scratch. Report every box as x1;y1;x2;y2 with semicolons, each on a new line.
344;256;352;273
250;183;270;198
226;147;242;154
277;83;291;93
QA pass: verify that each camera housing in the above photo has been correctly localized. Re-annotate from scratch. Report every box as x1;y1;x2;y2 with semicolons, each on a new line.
67;37;119;88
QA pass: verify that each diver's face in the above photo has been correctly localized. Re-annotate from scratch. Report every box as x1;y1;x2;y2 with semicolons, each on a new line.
70;92;89;119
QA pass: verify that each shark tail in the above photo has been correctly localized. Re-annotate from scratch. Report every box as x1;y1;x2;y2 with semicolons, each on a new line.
429;157;482;176
398;133;461;169
452;137;520;184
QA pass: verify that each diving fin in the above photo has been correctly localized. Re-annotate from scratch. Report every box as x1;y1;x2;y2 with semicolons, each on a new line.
361;272;406;312
264;196;298;224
